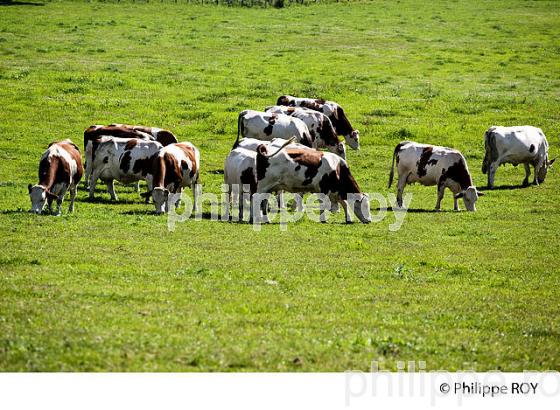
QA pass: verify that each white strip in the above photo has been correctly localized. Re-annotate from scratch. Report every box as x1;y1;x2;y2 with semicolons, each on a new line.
0;373;558;410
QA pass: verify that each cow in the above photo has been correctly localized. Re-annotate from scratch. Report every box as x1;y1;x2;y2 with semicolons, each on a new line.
28;139;83;215
83;124;177;189
150;142;200;215
388;141;483;211
265;105;346;159
276;95;360;150
236;110;313;148
88;137;162;201
108;124;178;146
224;138;308;220
482;125;555;188
254;142;371;223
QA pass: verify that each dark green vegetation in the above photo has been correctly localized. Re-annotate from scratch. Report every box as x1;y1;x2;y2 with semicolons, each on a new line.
0;0;559;371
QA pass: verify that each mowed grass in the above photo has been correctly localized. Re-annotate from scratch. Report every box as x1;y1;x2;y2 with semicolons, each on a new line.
1;0;559;371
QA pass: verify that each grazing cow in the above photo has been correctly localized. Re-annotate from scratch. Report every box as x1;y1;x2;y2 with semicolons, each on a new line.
388;141;483;211
151;142;200;214
255;142;371;223
265;105;346;159
236;110;313;148
28;139;83;215
482;125;555;188
83;124;177;188
276;95;360;150
88;137;162;200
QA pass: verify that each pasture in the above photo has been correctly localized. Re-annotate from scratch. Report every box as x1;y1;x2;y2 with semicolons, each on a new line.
0;0;559;371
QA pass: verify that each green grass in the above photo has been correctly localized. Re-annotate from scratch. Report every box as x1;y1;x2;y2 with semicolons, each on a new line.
1;0;559;371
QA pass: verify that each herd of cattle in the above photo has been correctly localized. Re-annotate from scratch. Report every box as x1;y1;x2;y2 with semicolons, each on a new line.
28;95;555;222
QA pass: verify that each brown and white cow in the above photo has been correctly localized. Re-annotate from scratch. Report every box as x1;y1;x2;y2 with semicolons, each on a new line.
83;124;178;189
236;110;313;148
265;105;346;159
388;141;483;211
28;139;83;215
150;142;200;214
276;95;360;150
88;137;162;201
255;142;371;223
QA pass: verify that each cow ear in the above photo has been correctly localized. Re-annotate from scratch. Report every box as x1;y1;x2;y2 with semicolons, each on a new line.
477;191;485;197
140;191;151;198
28;184;32;194
454;192;465;199
549;158;556;166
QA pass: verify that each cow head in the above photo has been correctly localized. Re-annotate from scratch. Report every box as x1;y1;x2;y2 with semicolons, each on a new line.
28;184;57;214
348;130;360;150
454;186;484;212
352;193;372;223
152;187;169;214
537;158;556;183
328;141;346;160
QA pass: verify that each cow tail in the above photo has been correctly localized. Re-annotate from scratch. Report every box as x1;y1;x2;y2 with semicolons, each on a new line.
388;144;398;189
258;137;296;158
233;112;244;150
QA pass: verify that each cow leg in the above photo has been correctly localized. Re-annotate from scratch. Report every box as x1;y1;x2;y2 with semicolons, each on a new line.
295;193;304;212
533;161;544;185
435;182;445;211
107;179;118;201
319;196;328;223
277;190;285;210
523;163;531;186
68;184;77;213
135;181;140;193
88;169;101;199
487;161;499;188
192;182;198;213
341;200;352;224
396;177;407;208
453;193;460;211
55;187;67;216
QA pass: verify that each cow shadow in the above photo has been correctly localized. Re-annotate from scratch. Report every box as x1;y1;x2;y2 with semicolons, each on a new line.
477;184;527;192
80;197;146;205
0;1;44;6
120;209;158;216
380;207;454;213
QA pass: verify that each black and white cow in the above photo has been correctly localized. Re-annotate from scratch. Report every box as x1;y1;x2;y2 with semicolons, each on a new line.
482;125;555;188
28;139;83;215
88;137;162;201
265;105;346;159
255;142;371;223
276;95;360;150
388;141;483;211
224;138;308;219
150;142;200;214
236;110;313;148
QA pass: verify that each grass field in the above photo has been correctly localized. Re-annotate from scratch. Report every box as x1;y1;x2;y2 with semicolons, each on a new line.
1;0;559;371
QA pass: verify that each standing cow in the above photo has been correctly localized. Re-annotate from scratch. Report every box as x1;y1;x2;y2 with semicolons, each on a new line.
482;125;555;188
83;124;178;189
265;105;346;159
236;110;313;148
254;142;371;223
151;142;200;215
28;139;83;215
388;141;483;211
276;95;360;150
88;137;162;201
